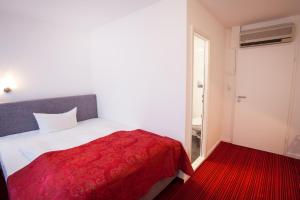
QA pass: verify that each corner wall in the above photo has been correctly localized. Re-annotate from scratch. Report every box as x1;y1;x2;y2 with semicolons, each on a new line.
90;0;187;143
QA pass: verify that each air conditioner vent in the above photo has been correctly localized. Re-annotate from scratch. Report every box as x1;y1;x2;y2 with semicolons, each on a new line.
240;23;295;48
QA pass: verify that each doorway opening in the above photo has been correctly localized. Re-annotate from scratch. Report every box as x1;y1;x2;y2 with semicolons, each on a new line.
191;33;209;164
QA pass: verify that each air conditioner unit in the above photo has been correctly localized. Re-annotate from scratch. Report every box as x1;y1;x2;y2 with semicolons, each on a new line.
240;23;295;48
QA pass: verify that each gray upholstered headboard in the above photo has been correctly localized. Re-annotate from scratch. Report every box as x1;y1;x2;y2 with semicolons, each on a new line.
0;94;98;137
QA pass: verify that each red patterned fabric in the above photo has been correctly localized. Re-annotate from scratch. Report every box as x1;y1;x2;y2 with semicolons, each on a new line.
8;130;193;200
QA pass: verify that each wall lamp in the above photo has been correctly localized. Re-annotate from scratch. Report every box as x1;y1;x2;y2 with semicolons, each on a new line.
1;73;16;94
4;87;12;93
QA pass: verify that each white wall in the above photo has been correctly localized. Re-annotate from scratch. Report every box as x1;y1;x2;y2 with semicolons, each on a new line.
0;0;227;157
91;0;227;156
91;0;187;143
222;15;300;159
287;16;300;159
187;0;226;155
0;12;92;103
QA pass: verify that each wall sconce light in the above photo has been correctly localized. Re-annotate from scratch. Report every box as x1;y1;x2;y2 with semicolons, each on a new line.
4;87;12;93
0;73;17;94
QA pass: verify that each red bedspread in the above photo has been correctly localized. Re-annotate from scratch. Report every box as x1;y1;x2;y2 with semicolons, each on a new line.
8;129;193;200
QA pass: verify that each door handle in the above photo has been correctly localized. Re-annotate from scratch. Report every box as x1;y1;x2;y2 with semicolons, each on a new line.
237;96;247;102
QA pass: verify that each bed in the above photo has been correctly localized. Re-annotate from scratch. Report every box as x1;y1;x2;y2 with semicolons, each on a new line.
0;94;193;200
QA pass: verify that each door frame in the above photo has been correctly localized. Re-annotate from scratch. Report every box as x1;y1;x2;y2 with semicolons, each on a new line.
186;26;210;168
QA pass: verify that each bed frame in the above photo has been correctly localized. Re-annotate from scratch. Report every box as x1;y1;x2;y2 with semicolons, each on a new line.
0;94;175;200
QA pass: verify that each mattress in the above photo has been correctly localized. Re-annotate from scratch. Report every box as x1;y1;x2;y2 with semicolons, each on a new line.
7;129;193;200
0;118;133;180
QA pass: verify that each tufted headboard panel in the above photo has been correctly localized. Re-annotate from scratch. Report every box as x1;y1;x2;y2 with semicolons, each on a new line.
0;94;98;137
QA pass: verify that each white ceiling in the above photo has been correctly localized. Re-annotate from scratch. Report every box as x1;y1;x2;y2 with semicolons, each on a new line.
2;0;300;30
198;0;300;27
0;0;160;30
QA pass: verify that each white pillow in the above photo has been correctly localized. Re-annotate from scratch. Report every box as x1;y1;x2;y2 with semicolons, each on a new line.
33;107;77;133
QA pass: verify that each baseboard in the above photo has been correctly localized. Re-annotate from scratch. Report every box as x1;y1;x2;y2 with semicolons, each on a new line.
286;152;300;160
192;156;205;170
219;140;300;160
206;140;221;158
221;137;232;143
180;138;232;182
177;170;190;183
177;139;224;183
205;138;233;158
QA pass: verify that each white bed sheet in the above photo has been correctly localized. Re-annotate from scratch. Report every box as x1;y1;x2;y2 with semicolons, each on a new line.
0;118;133;181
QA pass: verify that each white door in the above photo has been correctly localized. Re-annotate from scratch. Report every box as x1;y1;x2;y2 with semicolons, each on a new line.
233;44;295;155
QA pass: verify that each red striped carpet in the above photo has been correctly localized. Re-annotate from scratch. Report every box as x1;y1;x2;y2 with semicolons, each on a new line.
155;142;300;200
